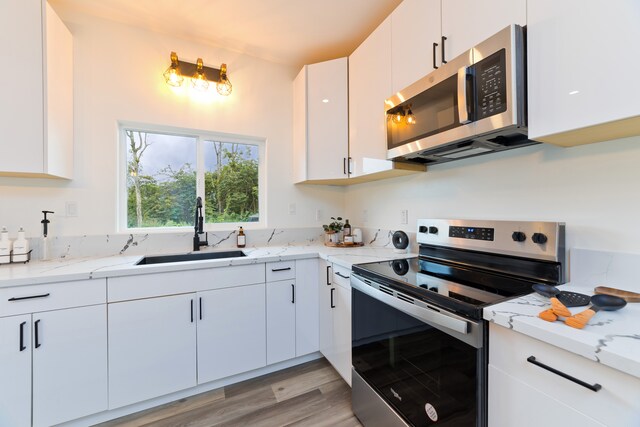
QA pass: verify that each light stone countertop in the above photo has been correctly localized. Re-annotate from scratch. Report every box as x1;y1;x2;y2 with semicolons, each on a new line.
484;283;640;379
0;245;414;288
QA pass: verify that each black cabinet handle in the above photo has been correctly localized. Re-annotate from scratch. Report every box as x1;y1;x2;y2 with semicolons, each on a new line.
343;158;347;175
330;288;335;308
190;299;194;323
199;297;203;320
34;319;41;349
527;356;601;392
326;266;331;286
441;36;447;64
8;293;50;302
291;284;295;304
432;42;439;69
19;321;26;352
335;271;349;279
347;157;352;175
271;267;292;272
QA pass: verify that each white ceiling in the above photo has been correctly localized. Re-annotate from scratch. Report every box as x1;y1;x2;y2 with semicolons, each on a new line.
49;0;402;67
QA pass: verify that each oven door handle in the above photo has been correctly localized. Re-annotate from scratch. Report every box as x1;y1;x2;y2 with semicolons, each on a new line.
351;276;470;335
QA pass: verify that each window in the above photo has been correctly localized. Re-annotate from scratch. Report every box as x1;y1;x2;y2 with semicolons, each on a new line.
120;124;264;231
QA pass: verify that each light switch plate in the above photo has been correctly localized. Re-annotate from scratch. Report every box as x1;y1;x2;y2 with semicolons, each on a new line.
65;201;78;217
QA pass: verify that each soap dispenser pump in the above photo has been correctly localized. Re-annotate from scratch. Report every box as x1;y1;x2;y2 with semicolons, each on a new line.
0;227;11;264
41;210;54;261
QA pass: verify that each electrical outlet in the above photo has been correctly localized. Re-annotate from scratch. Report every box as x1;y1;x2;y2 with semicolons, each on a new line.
65;201;78;217
288;203;296;215
315;209;322;222
400;209;408;225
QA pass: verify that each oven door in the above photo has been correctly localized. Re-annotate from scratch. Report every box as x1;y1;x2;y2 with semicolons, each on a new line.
351;275;487;427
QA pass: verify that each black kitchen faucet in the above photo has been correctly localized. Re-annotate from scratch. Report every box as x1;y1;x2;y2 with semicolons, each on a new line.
193;197;208;251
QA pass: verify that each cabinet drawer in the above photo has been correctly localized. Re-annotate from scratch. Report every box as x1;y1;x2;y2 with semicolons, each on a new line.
489;323;640;426
332;264;351;289
266;261;296;282
108;264;265;302
0;279;106;316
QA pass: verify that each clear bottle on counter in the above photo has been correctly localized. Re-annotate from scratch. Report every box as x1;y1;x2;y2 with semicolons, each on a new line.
12;227;29;263
0;227;12;264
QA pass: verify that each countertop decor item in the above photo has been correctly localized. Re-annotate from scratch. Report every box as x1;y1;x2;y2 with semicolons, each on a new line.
392;230;409;253
324;241;364;248
323;217;344;244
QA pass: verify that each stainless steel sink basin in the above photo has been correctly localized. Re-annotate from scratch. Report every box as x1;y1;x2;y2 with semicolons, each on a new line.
135;250;246;265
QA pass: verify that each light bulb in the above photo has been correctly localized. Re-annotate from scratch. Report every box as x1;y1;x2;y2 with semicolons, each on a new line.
392;112;404;124
163;52;183;87
192;58;209;91
405;109;416;125
216;63;232;96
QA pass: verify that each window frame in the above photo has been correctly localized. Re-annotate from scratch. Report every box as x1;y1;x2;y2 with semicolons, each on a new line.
118;121;266;233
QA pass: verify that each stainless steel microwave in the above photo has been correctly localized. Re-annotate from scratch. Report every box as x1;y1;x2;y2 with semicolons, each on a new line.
386;24;537;165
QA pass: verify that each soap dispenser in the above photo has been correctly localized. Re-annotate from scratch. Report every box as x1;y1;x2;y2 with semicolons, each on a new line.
0;227;11;264
12;227;29;263
41;210;54;261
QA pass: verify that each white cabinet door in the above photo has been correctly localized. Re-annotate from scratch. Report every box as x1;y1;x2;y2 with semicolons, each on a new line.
527;0;640;145
295;259;319;356
318;260;334;361
197;284;266;384
32;305;108;427
0;0;44;175
266;280;296;365
489;365;605;427
332;283;352;386
108;294;197;409
0;314;31;427
348;17;395;178
441;0;526;62
306;57;349;181
391;0;441;93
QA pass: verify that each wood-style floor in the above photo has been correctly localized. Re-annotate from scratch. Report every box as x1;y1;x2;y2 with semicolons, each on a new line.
96;358;363;427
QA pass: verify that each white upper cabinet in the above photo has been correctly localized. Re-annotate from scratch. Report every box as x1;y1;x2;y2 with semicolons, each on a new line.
391;0;441;94
349;16;425;179
440;0;526;63
293;58;349;183
0;1;73;179
527;0;640;146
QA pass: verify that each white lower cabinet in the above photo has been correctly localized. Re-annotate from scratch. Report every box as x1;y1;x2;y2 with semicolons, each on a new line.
108;294;197;409
489;322;640;426
0;314;32;427
197;283;266;384
294;259;319;356
32;305;108;427
319;261;352;386
266;280;297;365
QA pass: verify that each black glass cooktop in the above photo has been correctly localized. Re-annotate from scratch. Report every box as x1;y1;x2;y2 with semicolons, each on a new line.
352;257;536;320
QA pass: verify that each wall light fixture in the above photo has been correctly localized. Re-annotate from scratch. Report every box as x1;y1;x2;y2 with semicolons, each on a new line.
163;52;232;96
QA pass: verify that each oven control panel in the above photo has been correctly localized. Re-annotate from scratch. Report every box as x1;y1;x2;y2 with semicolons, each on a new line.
416;218;565;263
449;226;494;241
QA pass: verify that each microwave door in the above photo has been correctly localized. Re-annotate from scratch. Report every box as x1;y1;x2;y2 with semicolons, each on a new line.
472;24;526;137
386;50;475;160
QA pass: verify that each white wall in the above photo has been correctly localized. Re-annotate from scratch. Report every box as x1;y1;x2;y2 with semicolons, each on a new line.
344;137;640;253
0;13;344;237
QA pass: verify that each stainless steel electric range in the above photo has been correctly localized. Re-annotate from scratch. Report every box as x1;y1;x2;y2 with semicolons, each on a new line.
351;219;566;427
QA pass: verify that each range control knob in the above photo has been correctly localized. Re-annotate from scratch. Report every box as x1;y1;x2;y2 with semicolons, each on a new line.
532;233;548;244
512;231;526;242
428;226;439;234
419;226;428;233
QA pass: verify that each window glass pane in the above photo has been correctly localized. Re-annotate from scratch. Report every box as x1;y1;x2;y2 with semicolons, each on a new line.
125;130;197;228
203;141;259;224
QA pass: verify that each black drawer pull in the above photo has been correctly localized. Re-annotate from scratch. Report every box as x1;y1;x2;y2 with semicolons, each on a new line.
19;321;26;351
330;288;335;308
326;266;331;286
335;272;349;279
34;319;41;349
199;297;203;320
190;299;194;323
291;284;295;304
271;267;292;272
9;293;50;302
527;356;601;392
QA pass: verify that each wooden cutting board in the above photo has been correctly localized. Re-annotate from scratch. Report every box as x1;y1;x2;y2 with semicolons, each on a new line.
594;286;640;302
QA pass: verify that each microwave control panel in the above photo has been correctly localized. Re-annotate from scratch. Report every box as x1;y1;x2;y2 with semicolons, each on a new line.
476;49;507;120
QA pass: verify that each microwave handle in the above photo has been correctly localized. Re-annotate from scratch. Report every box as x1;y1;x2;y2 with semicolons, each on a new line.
457;67;472;124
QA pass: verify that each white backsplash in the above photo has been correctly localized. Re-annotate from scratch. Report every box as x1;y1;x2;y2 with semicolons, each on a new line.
24;227;410;260
569;248;640;292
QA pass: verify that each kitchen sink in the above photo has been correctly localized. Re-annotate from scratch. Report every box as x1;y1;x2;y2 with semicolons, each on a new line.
135;250;246;265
